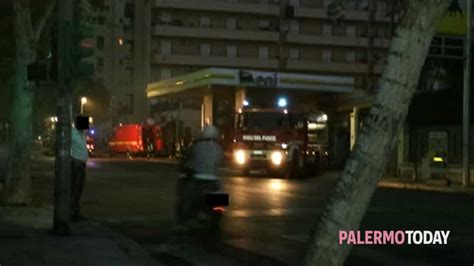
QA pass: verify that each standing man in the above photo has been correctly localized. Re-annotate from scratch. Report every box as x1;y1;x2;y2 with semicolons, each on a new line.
71;124;88;221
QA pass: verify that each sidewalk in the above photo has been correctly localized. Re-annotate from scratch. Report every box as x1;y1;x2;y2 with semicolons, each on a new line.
379;177;474;195
0;207;162;266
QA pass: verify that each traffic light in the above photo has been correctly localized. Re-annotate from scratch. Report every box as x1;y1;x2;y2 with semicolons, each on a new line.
27;33;57;82
71;0;95;79
71;35;95;78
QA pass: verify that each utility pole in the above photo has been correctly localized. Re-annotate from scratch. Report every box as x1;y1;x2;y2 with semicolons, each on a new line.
463;0;471;188
53;0;74;235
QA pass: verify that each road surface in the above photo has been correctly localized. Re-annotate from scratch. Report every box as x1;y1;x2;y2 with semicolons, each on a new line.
31;156;474;265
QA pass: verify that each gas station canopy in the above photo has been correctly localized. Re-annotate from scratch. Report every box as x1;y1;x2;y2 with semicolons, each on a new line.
146;68;354;98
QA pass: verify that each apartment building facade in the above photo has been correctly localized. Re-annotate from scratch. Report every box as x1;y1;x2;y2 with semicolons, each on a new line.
93;0;474;119
91;0;398;123
91;0;135;123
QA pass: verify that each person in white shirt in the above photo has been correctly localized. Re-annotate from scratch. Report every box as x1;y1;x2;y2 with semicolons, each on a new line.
71;125;88;221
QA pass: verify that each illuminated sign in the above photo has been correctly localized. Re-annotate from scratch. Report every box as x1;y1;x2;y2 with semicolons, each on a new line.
242;135;277;141
437;0;467;35
239;70;278;87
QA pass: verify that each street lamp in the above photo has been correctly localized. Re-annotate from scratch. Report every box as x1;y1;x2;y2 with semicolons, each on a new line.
80;97;87;114
463;0;472;188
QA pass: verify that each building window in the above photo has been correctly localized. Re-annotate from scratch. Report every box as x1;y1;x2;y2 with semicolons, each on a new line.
347;25;356;37
161;12;172;24
161;68;171;79
200;43;210;56
289;0;299;7
347;50;356;63
161;40;171;55
259;19;270;30
259;47;269;59
289;47;299;60
322;49;332;62
96;36;104;50
290;20;299;33
322;24;332;36
227;45;237;58
227;18;237;30
200;16;210;27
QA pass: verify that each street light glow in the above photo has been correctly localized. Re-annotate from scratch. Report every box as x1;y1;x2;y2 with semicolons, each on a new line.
277;97;287;108
81;97;88;104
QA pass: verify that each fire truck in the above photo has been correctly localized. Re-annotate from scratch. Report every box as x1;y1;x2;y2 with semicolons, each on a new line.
108;124;164;158
231;99;328;178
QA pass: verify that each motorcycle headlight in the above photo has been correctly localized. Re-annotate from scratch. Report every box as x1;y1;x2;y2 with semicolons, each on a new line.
271;151;283;166
234;149;246;165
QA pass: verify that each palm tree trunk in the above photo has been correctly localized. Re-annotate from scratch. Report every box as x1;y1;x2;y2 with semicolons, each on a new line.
302;1;451;265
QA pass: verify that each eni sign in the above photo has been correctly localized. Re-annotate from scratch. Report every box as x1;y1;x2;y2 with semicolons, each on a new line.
437;0;467;35
238;70;278;87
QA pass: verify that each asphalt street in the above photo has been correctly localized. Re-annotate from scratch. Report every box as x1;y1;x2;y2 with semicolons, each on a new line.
30;156;474;265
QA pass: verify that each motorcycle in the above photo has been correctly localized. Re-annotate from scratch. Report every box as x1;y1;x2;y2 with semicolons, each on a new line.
175;174;227;233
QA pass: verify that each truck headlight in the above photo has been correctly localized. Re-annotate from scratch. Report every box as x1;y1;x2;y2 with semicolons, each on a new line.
271;151;283;166
234;150;246;165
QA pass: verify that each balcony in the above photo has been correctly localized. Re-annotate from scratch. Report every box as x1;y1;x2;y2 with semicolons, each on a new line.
152;54;279;69
287;33;391;48
286;60;384;75
153;25;279;42
294;7;394;23
154;0;279;15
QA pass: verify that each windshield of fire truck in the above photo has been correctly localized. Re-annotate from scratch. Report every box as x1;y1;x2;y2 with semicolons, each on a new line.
237;112;288;131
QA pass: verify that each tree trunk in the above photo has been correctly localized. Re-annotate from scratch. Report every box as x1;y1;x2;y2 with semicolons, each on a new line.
4;0;55;204
4;0;36;204
303;1;451;265
4;62;34;205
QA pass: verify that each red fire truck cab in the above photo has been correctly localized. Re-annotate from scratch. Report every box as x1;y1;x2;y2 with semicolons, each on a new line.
108;124;163;157
232;107;328;178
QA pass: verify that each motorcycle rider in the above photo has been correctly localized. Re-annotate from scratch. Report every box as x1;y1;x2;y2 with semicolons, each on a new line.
176;125;224;230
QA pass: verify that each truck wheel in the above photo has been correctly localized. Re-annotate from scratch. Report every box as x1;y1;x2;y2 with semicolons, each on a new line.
244;168;251;176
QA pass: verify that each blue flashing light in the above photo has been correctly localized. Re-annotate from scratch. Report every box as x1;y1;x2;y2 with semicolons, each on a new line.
277;97;287;108
243;99;250;107
90;129;95;135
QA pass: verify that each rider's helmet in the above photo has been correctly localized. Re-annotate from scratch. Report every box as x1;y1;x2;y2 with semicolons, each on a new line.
199;126;220;141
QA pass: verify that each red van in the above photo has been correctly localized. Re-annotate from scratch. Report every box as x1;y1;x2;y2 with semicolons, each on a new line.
108;124;163;157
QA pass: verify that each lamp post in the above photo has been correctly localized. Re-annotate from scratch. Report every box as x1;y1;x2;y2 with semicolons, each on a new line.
463;0;471;188
80;97;87;114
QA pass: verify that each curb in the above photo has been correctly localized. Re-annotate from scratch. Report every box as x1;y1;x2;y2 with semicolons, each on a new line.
152;233;289;266
378;180;474;195
84;221;165;266
0;207;164;266
213;241;290;266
